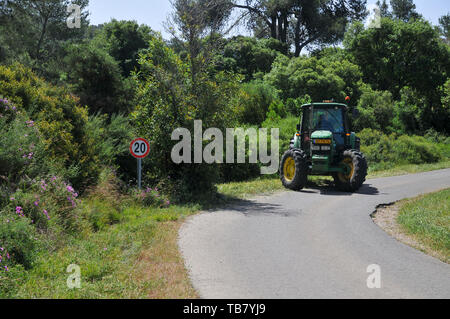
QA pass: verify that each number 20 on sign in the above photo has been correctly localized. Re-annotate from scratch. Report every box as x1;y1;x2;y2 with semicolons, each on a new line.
130;138;150;189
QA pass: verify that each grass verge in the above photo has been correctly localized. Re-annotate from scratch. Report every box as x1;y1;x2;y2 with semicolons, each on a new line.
397;189;449;263
372;189;449;264
3;201;199;298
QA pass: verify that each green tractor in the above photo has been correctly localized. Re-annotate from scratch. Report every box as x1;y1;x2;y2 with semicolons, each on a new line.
280;101;368;192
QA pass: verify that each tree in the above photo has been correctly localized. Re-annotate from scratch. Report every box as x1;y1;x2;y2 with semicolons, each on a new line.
390;0;419;22
214;36;286;80
354;84;395;132
64;43;133;115
264;55;363;103
132;36;241;201
439;13;450;44
170;0;233;78
95;19;155;76
376;0;391;17
345;18;450;132
232;0;367;56
0;0;89;75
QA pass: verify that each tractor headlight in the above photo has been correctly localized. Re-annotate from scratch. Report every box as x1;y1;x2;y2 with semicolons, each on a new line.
311;145;321;151
321;146;331;151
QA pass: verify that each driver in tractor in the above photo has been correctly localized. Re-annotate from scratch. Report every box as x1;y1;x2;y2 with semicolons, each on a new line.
316;113;334;131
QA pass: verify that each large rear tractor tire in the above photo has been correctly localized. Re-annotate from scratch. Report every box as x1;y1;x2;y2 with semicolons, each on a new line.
333;150;367;192
280;149;308;190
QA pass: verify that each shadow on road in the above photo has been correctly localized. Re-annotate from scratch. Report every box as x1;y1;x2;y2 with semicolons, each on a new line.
301;181;380;196
224;200;298;217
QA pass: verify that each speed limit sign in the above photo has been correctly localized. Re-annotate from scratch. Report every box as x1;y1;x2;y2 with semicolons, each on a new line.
130;138;150;159
130;138;150;189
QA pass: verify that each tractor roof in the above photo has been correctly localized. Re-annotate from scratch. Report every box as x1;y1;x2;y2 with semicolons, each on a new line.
301;102;348;108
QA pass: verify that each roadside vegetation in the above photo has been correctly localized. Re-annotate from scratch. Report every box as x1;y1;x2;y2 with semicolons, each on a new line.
397;189;450;263
373;189;449;264
0;0;449;298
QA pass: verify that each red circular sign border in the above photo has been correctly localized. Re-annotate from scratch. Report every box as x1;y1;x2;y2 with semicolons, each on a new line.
130;138;150;159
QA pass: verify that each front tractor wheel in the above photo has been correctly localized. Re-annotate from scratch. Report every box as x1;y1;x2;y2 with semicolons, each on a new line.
333;150;368;192
280;149;308;190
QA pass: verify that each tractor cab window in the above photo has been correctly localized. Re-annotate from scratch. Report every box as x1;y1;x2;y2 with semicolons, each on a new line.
312;108;344;133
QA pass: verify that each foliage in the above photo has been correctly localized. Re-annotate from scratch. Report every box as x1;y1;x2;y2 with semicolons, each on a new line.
132;36;240;201
265;55;362;103
0;63;111;189
390;0;420;22
353;84;395;132
232;0;367;56
232;80;278;125
0;0;89;80
94;19;156;76
359;129;442;170
215;36;286;80
64;43;134;115
344;18;450;132
132;187;171;208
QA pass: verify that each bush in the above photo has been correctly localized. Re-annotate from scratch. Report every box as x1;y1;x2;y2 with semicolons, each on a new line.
358;129;442;170
233;80;279;125
0;211;39;269
132;36;241;202
266;100;286;122
286;95;311;117
263;115;299;159
64;43;134;115
132;187;171;208
354;85;395;132
9;176;82;235
0;64;102;190
0;98;48;190
84;113;135;182
264;55;361;103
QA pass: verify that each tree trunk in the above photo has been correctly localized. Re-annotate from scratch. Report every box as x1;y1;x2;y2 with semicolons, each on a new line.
294;18;301;57
277;14;283;41
281;12;288;44
270;15;277;39
35;15;48;60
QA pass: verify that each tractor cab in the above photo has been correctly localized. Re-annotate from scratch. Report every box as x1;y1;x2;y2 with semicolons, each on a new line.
281;101;367;192
298;102;350;153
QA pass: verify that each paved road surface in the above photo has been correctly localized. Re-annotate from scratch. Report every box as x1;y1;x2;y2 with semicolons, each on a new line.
179;169;450;298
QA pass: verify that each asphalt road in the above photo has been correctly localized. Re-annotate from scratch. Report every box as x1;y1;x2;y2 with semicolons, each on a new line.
179;169;450;299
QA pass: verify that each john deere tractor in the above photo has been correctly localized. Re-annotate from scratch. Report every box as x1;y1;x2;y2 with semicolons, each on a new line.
280;101;367;192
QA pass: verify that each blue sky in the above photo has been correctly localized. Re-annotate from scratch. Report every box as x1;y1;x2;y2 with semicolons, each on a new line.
87;0;450;38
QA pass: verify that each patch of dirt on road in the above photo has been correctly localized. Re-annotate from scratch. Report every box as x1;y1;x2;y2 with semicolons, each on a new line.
371;203;448;263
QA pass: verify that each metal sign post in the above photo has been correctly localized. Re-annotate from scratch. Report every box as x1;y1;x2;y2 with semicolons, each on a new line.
130;138;150;190
137;158;142;190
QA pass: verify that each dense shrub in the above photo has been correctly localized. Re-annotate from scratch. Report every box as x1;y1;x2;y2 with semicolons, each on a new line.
265;55;362;103
233;80;279;125
0;212;39;270
9;176;82;234
286;95;311;117
358;129;442;170
354;85;395;132
64;44;134;115
132;187;171;208
132;36;241;202
0;98;47;191
0;64;133;189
